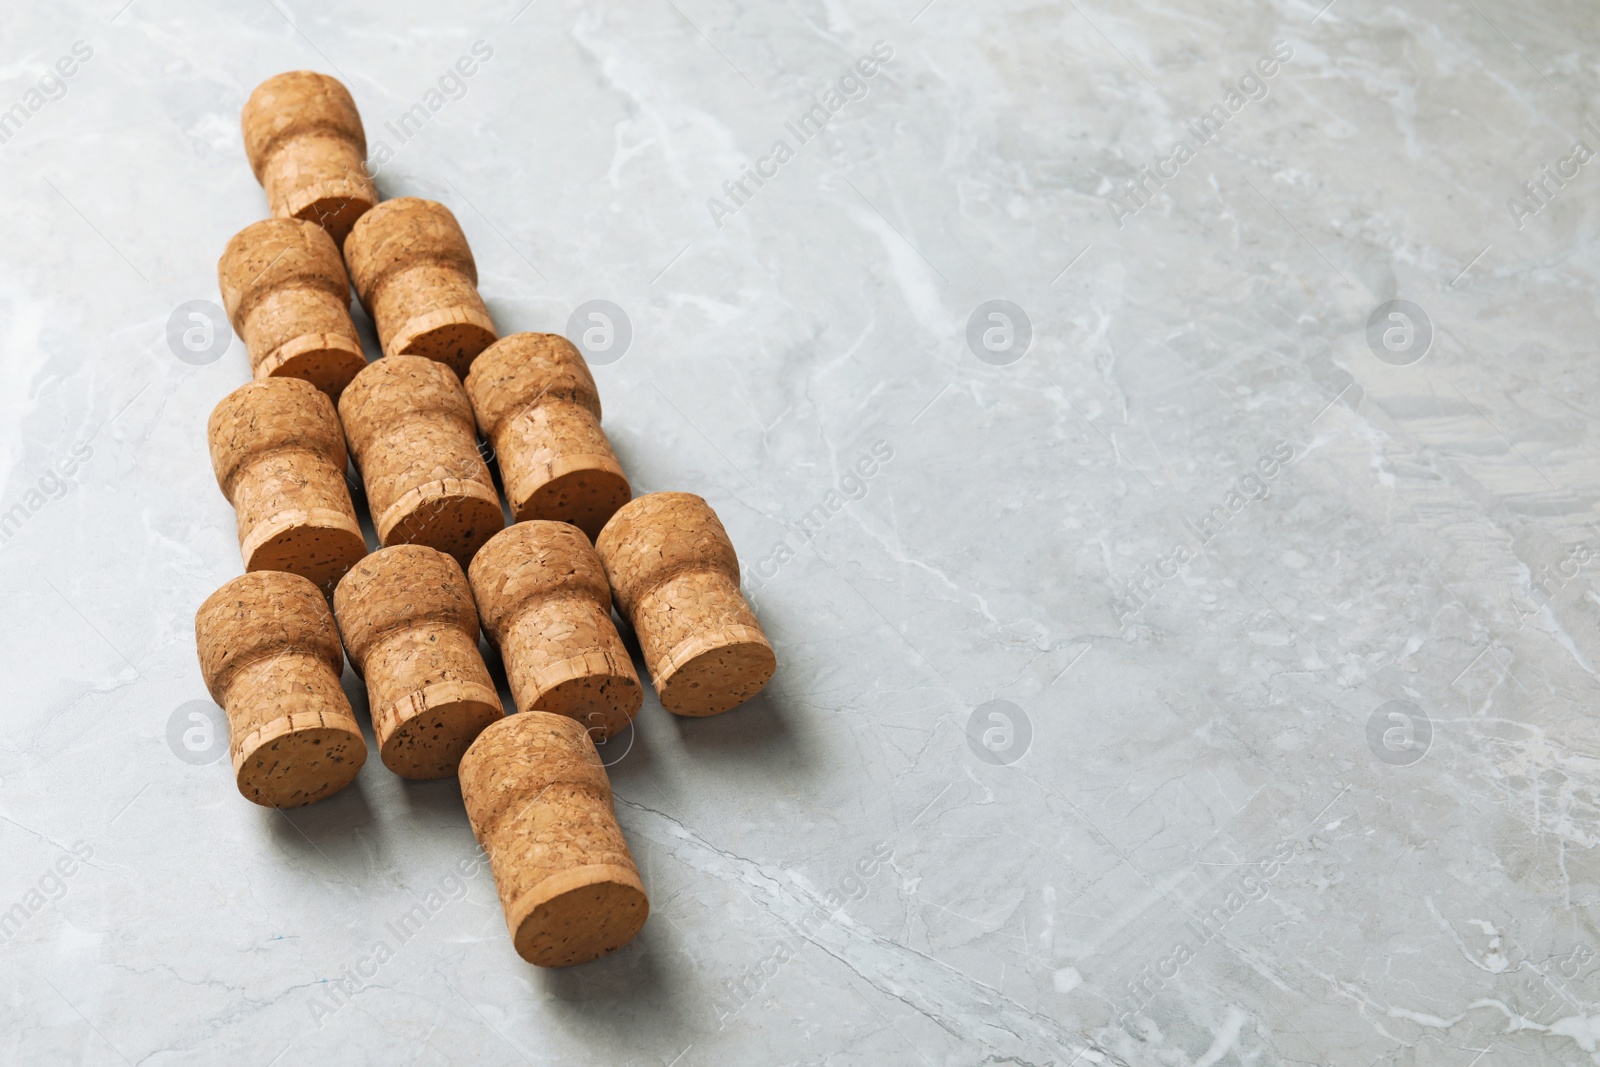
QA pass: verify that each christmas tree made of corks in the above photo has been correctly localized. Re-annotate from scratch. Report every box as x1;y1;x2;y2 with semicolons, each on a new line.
194;71;776;969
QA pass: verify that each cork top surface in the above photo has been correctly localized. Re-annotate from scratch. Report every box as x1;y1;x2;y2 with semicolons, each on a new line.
464;332;602;436
241;71;366;181
207;377;349;500
333;544;481;670
195;570;345;704
595;493;740;615
217;217;351;328
457;711;609;826
467;521;612;641
343;197;477;298
338;354;475;439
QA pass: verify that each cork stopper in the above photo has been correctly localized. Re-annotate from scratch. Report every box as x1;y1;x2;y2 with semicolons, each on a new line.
465;333;631;540
241;71;378;247
596;493;775;716
195;570;367;807
343;198;497;377
457;711;648;966
338;356;504;566
332;545;504;779
467;522;641;739
217;217;366;398
207;377;369;594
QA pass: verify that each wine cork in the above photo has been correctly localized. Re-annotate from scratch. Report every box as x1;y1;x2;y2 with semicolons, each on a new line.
195;570;367;807
343;198;497;378
338;356;504;566
468;522;641;739
596;493;775;716
458;711;648;967
465;333;631;540
207;377;369;595
332;545;504;779
217;217;367;398
241;71;378;248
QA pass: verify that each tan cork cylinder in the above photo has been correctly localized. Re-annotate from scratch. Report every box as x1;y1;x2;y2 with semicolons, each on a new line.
207;377;369;595
457;711;648;966
195;570;367;807
343;198;497;377
217;217;367;399
468;522;642;739
465;333;631;540
597;493;775;716
332;545;504;779
338;356;504;566
241;71;378;248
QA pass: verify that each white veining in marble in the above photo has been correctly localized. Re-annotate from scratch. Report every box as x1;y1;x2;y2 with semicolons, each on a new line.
4;0;1600;1063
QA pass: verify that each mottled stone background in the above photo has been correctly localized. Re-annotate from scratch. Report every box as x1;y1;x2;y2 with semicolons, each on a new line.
3;0;1600;1064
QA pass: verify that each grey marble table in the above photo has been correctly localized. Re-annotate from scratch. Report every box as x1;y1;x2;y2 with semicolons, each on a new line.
4;0;1600;1064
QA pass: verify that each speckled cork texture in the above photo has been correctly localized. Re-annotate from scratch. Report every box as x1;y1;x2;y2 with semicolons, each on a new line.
343;198;497;377
597;493;775;716
218;217;366;398
207;377;369;595
468;522;641;739
333;545;503;779
457;712;648;967
465;333;631;540
195;571;367;808
241;71;378;248
338;356;504;566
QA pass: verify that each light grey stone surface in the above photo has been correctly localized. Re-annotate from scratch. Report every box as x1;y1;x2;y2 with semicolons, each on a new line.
4;0;1600;1063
